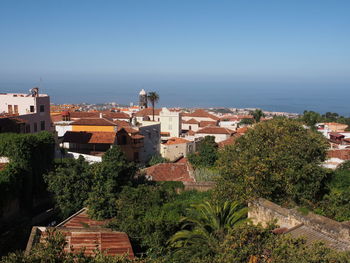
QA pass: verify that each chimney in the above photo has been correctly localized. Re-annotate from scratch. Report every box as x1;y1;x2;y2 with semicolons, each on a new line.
99;113;103;118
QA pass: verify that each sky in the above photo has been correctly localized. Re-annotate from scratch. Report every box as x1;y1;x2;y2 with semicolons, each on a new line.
0;0;350;112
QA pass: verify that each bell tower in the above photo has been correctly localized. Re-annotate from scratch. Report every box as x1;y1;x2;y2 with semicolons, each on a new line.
139;89;147;109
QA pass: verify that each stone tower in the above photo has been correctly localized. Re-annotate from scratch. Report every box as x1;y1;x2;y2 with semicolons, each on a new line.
139;89;147;109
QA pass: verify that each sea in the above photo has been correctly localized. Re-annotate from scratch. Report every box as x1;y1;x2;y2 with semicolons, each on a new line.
1;79;349;116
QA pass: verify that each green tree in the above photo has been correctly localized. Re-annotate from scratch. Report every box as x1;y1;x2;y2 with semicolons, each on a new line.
168;201;247;260
86;146;136;219
188;136;218;168
238;118;254;126
148;154;169;166
147;92;160;121
301;110;322;127
251;109;265;123
45;156;92;218
215;118;330;204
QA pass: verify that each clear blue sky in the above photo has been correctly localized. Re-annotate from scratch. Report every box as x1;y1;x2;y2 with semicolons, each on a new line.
0;0;350;112
1;0;349;79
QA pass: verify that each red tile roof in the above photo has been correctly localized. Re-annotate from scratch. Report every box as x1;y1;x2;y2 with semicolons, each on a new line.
134;108;161;117
163;137;190;145
220;115;239;121
196;126;235;135
71;118;117;126
145;163;194;182
218;136;236;148
328;149;350;160
66;111;130;120
199;121;218;127
329;132;345;139
182;118;199;124
63;131;116;144
182;109;219;121
236;126;249;134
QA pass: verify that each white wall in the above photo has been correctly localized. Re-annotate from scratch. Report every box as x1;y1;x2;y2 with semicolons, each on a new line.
55;123;73;137
160;108;181;137
195;133;230;143
182;122;199;132
66;152;102;163
0;94;52;133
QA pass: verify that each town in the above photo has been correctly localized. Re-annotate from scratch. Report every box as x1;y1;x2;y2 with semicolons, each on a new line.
0;88;350;262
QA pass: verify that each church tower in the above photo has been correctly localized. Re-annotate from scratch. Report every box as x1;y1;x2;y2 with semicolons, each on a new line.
139;89;148;109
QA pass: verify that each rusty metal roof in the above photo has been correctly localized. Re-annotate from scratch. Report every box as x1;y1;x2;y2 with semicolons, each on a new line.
27;208;134;258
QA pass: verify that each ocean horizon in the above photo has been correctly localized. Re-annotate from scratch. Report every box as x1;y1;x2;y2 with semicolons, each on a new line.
1;79;349;116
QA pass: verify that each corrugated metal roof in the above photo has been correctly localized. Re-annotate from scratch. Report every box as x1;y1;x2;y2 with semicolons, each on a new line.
286;224;350;251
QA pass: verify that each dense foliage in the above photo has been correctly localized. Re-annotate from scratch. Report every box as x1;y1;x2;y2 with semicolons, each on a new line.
45;156;92;218
215;118;330;204
108;182;210;257
188;136;218;168
316;162;350;221
86;146;136;219
0;132;55;215
45;146;136;220
2;223;349;263
147;154;169;167
168;201;247;261
301;110;350;129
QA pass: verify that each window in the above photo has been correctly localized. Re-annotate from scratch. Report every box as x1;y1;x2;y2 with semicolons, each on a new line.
14;105;18;114
40;121;45;131
189;125;192;130
8;105;13;114
34;123;37;132
40;105;45;112
25;124;31;133
30;105;35;112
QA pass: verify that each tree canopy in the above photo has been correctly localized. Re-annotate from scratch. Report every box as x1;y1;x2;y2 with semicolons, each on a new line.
215;118;330;204
188;136;218;168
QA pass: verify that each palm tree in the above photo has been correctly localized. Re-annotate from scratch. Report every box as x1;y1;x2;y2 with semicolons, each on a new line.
147;91;159;121
168;201;248;258
252;109;265;123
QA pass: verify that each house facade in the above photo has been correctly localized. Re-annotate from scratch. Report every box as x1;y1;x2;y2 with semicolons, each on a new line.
0;89;52;133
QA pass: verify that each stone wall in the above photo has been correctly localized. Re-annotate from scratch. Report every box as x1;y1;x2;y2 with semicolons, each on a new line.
183;181;215;192
249;198;350;244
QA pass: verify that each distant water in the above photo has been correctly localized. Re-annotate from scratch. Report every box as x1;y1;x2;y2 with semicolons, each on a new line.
1;79;349;116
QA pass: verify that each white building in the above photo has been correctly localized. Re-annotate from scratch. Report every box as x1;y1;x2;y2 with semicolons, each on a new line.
0;88;52;133
159;107;181;138
195;126;235;143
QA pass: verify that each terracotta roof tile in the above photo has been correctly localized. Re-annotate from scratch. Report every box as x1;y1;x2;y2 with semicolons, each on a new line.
163;137;190;145
182;118;199;124
182;109;219;120
218;136;236;148
236;126;249;134
145;163;194;182
71;118;117;126
199;121;218;127
196;126;235;135
63;131;116;144
134;108;161;117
